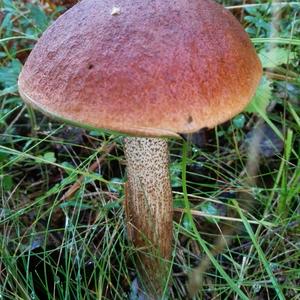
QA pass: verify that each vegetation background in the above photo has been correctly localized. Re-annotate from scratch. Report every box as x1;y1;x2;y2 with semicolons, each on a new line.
0;0;299;299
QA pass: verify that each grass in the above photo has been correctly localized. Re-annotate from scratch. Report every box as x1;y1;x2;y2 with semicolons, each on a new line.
0;0;300;299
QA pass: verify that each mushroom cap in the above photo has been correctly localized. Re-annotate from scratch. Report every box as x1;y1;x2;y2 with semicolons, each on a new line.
18;0;262;138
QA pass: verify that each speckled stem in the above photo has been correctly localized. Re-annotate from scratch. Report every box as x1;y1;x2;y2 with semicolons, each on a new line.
124;137;173;298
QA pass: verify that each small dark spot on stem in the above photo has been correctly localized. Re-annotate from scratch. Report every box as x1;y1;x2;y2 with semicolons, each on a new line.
88;64;94;70
187;115;193;123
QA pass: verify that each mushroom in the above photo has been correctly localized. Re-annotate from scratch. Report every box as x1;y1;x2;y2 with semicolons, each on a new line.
18;0;262;297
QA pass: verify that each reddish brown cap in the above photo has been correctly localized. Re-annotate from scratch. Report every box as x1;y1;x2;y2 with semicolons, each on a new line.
18;0;262;138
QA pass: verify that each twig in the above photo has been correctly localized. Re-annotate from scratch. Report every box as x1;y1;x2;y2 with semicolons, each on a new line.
60;142;116;201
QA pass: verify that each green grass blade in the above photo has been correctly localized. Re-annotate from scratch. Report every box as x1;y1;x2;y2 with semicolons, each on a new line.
233;201;286;300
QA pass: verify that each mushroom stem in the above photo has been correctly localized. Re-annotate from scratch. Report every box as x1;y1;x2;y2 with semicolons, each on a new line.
124;137;173;297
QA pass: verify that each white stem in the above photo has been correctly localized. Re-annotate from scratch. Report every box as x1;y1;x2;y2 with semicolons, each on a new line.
124;137;173;297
